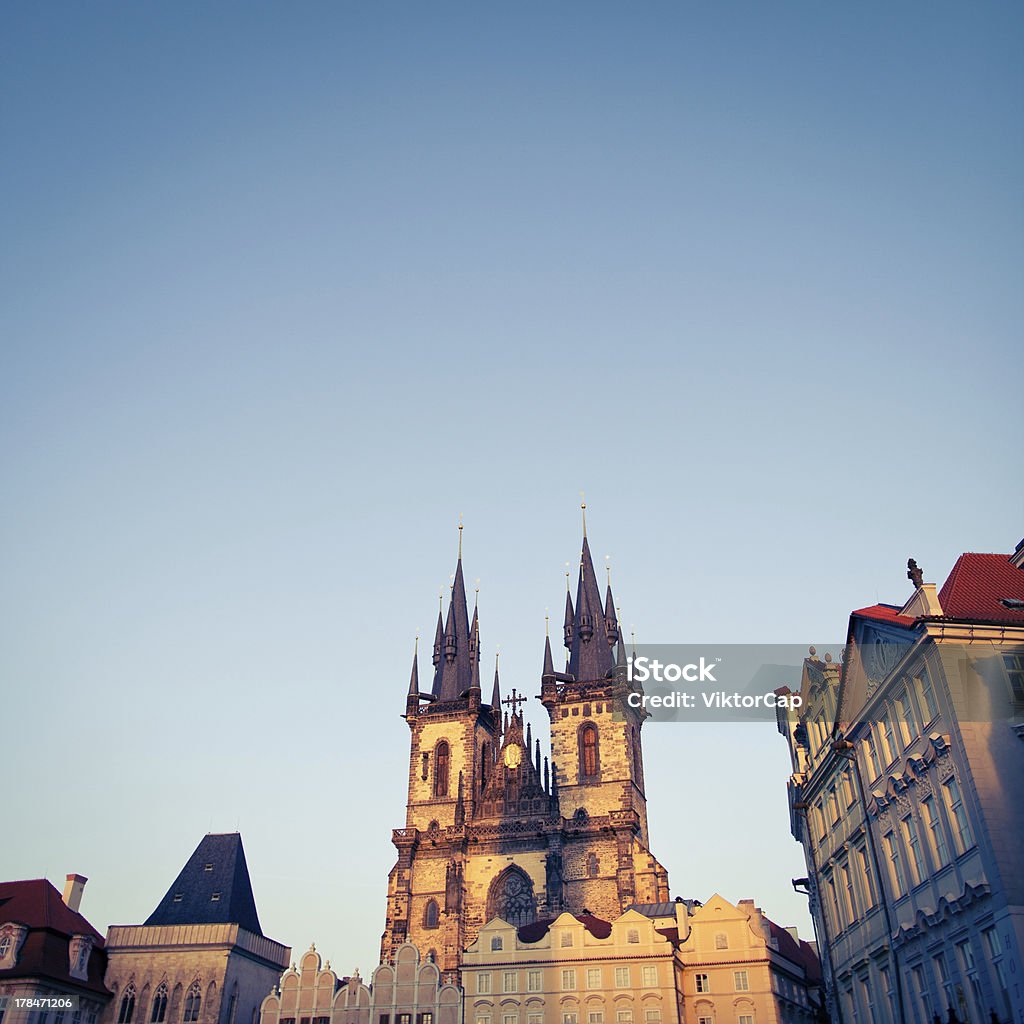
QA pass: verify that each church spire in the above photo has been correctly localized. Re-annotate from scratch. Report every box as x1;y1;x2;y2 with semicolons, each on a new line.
563;585;574;650
604;571;619;646
568;532;615;682
542;633;555;677
433;527;474;701
408;638;419;696
490;652;501;711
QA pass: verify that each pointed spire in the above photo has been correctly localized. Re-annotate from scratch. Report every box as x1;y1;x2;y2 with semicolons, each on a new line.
535;738;541;774
491;652;501;710
568;534;615;682
408;637;420;696
616;637;628;672
604;578;619;646
563;588;575;650
434;527;474;701
432;605;443;667
526;720;533;750
543;756;550;793
542;634;555;677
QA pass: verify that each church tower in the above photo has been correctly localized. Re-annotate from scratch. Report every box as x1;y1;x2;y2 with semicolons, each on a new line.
381;521;669;982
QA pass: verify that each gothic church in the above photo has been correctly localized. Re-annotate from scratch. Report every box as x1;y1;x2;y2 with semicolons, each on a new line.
381;524;670;980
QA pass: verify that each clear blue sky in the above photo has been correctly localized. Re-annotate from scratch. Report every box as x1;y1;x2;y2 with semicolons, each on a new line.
2;0;1021;977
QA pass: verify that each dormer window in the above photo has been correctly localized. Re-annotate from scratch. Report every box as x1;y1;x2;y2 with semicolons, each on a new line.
203;864;214;873
490;936;503;951
172;893;183;903
211;892;222;902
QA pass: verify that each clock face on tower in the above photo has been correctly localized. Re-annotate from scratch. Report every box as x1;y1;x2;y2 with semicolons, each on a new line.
503;743;523;769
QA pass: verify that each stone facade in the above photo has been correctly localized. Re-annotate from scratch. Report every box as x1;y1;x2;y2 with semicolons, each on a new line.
259;943;461;1024
381;531;670;981
778;543;1024;1024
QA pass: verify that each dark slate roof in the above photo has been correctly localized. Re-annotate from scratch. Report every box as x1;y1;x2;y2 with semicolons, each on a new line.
144;833;263;935
516;913;612;944
0;879;110;996
568;537;616;683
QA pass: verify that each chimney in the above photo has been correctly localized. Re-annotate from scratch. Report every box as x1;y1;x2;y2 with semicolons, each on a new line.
62;874;87;914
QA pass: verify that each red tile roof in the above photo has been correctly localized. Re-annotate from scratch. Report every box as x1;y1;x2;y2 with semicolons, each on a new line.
516;913;613;943
0;879;109;996
937;552;1024;624
851;604;917;628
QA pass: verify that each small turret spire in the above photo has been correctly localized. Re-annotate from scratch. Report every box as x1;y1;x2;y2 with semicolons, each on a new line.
491;651;501;710
408;637;419;696
542;633;555;677
580;492;587;538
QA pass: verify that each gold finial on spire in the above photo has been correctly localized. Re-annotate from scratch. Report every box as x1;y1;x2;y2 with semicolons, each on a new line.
565;562;571;591
545;608;550;636
605;555;611;585
580;491;587;537
458;513;464;559
630;626;636;656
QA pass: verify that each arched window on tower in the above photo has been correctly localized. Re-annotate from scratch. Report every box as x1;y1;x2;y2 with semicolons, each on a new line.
486;866;536;927
150;985;168;1024
587;853;599;877
480;742;491;789
118;986;136;1024
579;723;600;780
423;899;440;929
434;741;450;797
182;983;201;1024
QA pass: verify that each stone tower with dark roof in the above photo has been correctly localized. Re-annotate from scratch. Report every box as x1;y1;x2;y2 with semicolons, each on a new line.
382;525;669;982
101;834;289;1024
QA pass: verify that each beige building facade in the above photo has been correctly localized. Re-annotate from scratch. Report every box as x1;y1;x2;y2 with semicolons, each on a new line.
259;943;461;1024
462;910;684;1024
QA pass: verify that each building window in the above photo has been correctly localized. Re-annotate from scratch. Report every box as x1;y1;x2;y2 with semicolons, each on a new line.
477;974;492;994
588;1015;604;1024
561;969;577;991
902;814;926;886
561;931;574;947
942;776;974;853
527;970;542;992
738;1018;753;1024
714;932;728;949
694;973;709;993
916;670;938;722
398;1015;410;1024
840;860;856;919
434;741;450;797
641;966;657;987
182;985;201;1024
563;1016;578;1024
922;795;950;866
696;1019;712;1024
586;969;601;989
503;972;517;994
487;867;536;928
1003;654;1024;707
579;723;600;779
587;853;599;877
865;730;882;779
614;967;630;988
884;831;906;896
118;988;136;1024
150;986;168;1024
503;1015;517;1024
491;937;503;952
210;892;221;902
983;928;1011;1009
615;1014;632;1024
476;1017;490;1024
424;899;440;929
626;929;640;944
528;1016;543;1024
734;970;749;992
644;1013;660;1024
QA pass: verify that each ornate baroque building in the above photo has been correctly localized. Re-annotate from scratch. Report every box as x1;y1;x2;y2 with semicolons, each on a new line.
381;525;670;979
778;541;1024;1024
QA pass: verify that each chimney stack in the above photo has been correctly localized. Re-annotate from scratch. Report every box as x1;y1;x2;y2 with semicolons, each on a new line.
62;874;87;914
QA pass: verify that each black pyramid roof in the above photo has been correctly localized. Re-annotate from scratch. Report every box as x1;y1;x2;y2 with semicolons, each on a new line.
144;833;263;936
